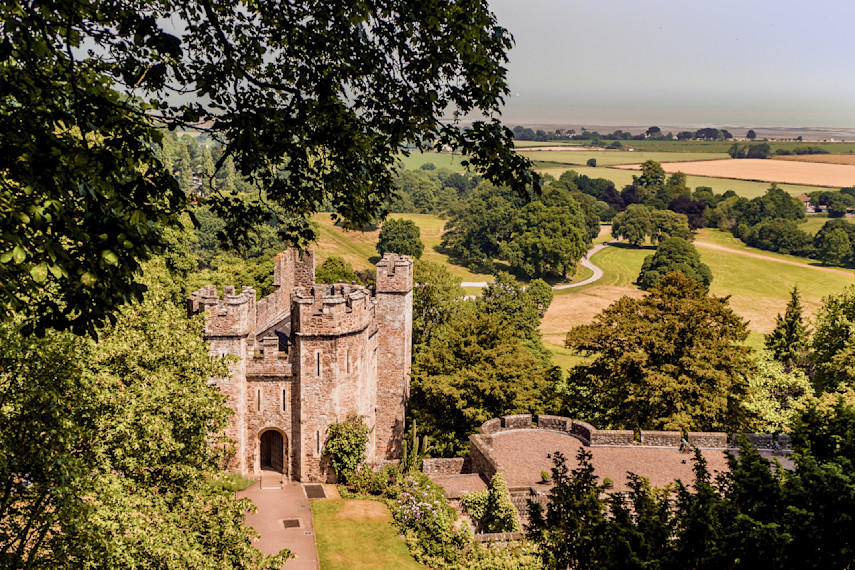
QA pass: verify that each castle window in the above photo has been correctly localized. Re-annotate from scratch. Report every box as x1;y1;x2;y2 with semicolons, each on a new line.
346;348;350;374
316;351;321;376
282;389;286;412
257;389;261;412
316;430;321;455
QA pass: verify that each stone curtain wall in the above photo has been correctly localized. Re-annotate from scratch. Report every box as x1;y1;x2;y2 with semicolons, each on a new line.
421;457;472;475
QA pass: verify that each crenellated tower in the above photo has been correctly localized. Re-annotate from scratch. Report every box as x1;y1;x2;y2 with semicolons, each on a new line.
188;250;412;482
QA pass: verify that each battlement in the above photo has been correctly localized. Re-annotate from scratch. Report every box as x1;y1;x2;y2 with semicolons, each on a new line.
375;253;414;293
245;336;293;377
188;285;257;337
291;283;375;336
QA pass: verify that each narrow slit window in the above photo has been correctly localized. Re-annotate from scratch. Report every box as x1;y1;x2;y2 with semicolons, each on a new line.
257;389;261;412
316;352;321;376
346;349;350;373
282;389;287;412
316;430;321;455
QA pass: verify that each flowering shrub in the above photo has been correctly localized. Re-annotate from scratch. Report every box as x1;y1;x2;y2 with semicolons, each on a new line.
349;464;402;496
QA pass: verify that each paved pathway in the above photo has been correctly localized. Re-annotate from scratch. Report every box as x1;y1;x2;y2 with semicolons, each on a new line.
238;478;320;569
461;240;617;292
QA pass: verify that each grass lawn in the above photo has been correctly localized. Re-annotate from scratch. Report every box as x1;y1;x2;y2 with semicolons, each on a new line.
798;212;837;235
312;499;424;570
541;228;855;369
518;149;728;166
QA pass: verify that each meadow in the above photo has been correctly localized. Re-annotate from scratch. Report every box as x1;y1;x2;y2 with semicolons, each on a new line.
519;140;855;153
539;228;855;368
396;151;468;171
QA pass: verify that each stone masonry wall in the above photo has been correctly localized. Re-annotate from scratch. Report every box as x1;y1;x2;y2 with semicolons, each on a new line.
422;457;472;475
688;432;728;448
469;434;499;480
374;254;414;460
640;431;681;447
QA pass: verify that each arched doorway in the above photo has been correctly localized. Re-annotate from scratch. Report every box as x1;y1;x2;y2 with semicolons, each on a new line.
260;430;285;473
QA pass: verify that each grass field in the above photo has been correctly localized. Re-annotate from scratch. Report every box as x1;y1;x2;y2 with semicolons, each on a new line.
540;228;855;370
617;159;855;189
312;499;423;569
775;154;855;166
518;149;728;166
397;151;468;171
799;213;833;235
516;141;855;153
312;213;493;282
536;165;827;199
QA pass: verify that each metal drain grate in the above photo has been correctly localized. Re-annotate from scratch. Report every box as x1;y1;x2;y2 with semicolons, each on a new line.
304;484;326;499
282;519;301;529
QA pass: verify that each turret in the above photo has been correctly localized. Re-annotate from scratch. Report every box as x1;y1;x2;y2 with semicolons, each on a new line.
373;254;414;459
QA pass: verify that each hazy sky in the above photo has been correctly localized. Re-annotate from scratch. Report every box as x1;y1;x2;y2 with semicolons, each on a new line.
488;0;855;128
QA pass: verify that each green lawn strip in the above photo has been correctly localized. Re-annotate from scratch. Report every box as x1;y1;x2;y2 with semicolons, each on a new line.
312;500;424;570
798;213;832;235
535;165;828;198
544;338;593;372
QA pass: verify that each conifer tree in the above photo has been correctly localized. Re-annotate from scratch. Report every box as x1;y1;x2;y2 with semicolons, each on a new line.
765;286;810;366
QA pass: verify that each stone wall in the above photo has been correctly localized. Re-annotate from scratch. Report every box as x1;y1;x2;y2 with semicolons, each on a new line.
374;254;414;460
422;457;471;475
733;433;791;450
502;414;533;430
688;432;727;448
537;415;571;432
571;420;595;444
469;434;499;480
590;430;635;446
641;430;680;447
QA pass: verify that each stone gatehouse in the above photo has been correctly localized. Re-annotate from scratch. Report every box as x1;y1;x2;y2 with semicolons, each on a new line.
188;250;413;482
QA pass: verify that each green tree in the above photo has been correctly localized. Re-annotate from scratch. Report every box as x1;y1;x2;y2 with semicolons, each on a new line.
638;238;712;290
765;286;811;366
2;0;535;336
0;273;289;568
412;260;464;350
501;187;590;278
746;129;757;140
743;352;813;432
811;286;855;392
633;160;666;193
527;450;608;570
817;227;853;265
477;272;553;343
376;218;425;259
650;209;694;244
460;473;520;533
565;273;753;431
410;308;553;455
611;204;654;245
315;255;359;284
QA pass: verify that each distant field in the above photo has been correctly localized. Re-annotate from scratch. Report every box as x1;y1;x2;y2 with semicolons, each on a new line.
536;165;826;199
799;213;833;235
311;213;493;282
517;141;855;153
397;151;468;171
616;158;855;189
540;229;855;363
774;154;855;167
519;149;728;166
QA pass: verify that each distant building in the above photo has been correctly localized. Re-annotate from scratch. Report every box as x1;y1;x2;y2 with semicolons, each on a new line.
794;194;812;212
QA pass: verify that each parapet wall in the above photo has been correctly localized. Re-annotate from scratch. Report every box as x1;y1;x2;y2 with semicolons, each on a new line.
188;285;257;337
291;284;375;336
375;253;414;293
422;457;471;476
472;415;787;451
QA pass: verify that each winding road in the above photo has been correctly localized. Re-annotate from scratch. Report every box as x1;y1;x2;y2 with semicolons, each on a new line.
461;240;617;291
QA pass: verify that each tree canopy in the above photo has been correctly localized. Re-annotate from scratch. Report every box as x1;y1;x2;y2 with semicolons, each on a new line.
376;218;425;259
638;238;712;290
2;0;535;336
564;273;752;431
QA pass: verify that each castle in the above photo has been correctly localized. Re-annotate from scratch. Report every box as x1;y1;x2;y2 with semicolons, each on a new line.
188;250;413;482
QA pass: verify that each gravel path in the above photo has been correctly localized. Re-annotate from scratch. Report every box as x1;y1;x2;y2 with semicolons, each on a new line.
461;240;617;291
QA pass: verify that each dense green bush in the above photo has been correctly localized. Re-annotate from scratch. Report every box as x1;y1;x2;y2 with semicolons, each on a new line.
461;473;521;533
324;415;371;483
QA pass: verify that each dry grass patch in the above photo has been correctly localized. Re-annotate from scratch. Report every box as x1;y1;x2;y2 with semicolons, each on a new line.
616;159;855;188
774;154;855;166
335;500;392;522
